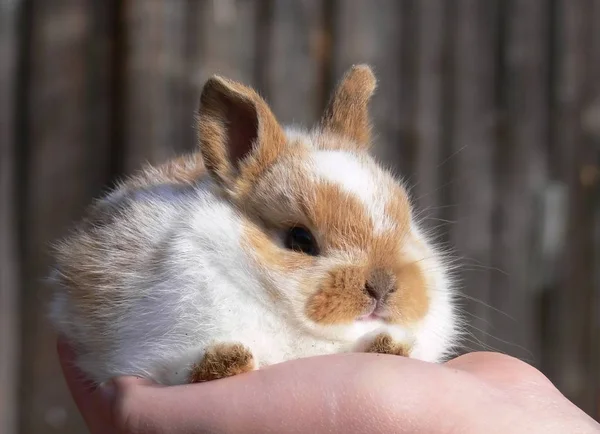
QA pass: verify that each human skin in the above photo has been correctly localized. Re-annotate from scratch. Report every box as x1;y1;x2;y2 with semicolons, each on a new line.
57;338;600;434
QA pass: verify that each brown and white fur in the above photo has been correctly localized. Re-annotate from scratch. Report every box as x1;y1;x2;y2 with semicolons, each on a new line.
49;65;461;385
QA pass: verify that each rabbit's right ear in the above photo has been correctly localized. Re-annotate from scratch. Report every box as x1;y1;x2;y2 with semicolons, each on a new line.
320;64;377;150
197;76;286;191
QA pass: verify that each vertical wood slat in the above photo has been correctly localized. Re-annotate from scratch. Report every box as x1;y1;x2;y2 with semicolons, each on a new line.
594;181;600;421
264;0;324;126
330;0;415;172
178;0;258;160
20;1;114;432
491;0;549;364
122;0;259;173
413;0;448;224
196;0;257;86
448;0;498;349
589;0;600;419
551;0;595;413
576;0;600;416
1;2;21;433
121;0;185;171
189;0;258;128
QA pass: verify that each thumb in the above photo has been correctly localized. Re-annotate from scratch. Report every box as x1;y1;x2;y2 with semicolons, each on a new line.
57;337;157;433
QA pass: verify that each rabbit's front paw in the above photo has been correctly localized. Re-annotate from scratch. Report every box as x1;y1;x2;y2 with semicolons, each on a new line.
189;342;256;383
362;332;411;357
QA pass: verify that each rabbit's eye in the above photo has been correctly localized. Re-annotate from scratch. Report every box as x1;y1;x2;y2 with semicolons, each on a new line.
285;226;319;256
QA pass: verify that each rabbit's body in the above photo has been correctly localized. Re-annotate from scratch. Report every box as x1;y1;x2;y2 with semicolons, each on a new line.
50;173;348;385
49;66;460;385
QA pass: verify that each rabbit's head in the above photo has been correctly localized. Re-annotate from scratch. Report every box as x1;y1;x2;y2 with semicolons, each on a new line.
199;65;459;360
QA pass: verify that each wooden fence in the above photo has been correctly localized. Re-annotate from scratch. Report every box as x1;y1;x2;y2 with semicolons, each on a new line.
1;0;599;432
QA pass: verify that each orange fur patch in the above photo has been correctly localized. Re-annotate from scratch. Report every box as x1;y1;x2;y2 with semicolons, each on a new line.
387;261;429;324
363;332;411;356
189;342;255;383
305;182;375;251
306;266;373;323
242;168;430;327
320;64;377;149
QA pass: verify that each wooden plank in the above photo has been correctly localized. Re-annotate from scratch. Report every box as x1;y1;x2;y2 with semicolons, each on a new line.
413;0;449;224
0;1;21;433
447;0;498;350
19;1;113;432
549;0;596;414
329;0;417;175
490;0;549;364
578;0;600;419
120;0;185;171
187;0;258;132
193;0;257;86
121;0;258;173
594;189;600;422
263;0;323;126
590;1;600;420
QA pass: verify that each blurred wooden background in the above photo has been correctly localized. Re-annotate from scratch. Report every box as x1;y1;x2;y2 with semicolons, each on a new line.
1;0;599;432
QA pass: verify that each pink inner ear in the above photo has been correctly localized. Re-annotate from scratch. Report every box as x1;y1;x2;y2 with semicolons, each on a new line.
225;98;259;169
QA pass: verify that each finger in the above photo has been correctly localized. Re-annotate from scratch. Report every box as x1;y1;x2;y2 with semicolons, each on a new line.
57;338;156;433
109;352;469;434
444;352;556;389
57;338;156;396
57;337;97;395
58;338;115;432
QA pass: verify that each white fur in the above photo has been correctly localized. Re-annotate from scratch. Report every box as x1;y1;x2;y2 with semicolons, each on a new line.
311;150;396;234
408;224;460;361
49;138;459;386
50;185;348;384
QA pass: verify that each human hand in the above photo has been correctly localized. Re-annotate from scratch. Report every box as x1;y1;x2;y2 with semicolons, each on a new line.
57;338;600;433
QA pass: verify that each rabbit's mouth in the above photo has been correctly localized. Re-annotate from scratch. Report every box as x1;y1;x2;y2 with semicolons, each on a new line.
357;304;390;322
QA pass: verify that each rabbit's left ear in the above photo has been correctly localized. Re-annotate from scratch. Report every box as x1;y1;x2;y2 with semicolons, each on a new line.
319;64;377;150
197;75;286;191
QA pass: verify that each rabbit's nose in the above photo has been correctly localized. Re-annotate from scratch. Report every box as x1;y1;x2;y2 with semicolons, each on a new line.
365;268;396;302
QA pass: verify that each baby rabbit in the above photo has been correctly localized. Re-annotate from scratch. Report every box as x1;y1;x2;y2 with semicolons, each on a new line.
49;65;460;385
